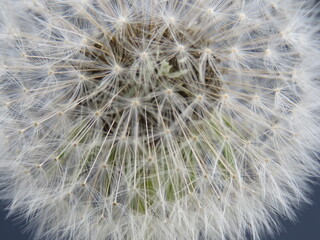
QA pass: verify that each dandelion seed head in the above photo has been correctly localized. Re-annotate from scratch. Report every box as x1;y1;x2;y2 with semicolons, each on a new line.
0;0;320;240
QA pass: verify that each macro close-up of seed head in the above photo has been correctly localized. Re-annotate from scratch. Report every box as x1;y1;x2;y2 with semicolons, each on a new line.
0;0;320;240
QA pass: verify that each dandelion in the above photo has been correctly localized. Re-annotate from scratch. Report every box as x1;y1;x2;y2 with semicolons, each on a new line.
0;0;320;239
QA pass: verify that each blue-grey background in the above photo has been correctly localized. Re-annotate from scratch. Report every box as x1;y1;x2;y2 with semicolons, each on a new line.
1;183;319;240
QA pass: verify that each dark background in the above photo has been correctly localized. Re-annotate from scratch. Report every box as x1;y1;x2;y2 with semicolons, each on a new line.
1;183;319;240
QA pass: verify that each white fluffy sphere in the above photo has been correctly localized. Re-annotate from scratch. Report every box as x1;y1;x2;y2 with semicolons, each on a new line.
0;0;320;240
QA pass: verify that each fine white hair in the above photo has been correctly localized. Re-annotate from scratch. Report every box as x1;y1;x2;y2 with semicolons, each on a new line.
0;0;320;240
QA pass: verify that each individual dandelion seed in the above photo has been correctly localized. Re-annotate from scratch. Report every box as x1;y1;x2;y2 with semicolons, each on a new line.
0;0;320;240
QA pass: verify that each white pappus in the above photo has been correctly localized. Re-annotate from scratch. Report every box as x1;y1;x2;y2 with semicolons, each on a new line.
0;0;320;240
